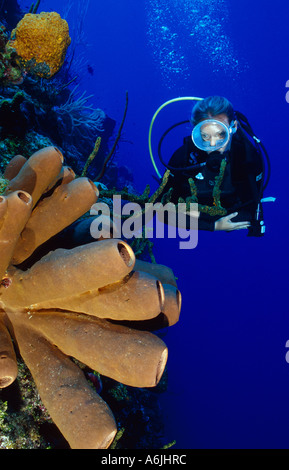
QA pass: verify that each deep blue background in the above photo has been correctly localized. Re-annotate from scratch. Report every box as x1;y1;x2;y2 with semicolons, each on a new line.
20;0;289;449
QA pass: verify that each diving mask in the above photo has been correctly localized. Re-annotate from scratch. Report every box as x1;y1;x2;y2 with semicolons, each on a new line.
192;119;236;152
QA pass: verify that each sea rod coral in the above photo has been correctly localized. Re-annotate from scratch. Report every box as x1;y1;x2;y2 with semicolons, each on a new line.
0;147;181;449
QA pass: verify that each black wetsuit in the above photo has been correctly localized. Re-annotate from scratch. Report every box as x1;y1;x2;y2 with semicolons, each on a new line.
158;126;264;235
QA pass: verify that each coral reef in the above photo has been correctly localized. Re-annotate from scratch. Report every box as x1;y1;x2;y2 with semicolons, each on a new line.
0;91;28;139
0;1;126;188
0;24;24;86
0;357;170;449
0;175;9;194
0;129;53;174
0;147;181;449
9;12;71;79
0;82;118;186
0;359;53;449
0;82;116;180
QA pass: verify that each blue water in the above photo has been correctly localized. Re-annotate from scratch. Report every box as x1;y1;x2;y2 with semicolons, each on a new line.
19;0;289;449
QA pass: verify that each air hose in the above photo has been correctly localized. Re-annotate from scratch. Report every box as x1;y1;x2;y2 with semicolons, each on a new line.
148;96;203;179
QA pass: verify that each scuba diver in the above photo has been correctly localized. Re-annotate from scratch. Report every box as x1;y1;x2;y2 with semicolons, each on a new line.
152;95;267;236
18;95;269;272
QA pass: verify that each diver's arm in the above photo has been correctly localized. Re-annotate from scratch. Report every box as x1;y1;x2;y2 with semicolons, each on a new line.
179;211;252;231
181;208;215;231
180;210;215;231
198;213;216;231
157;205;215;232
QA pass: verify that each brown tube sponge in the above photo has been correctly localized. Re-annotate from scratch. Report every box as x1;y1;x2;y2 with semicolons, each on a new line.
0;191;33;279
0;316;18;388
24;310;168;388
3;155;27;180
61;166;76;185
4;239;136;308
43;166;76;195
161;284;182;326
134;259;178;287
30;270;165;322
11;178;99;264
12;323;117;449
4;147;64;208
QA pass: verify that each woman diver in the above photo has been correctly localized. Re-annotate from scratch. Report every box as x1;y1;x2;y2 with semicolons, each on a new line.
156;95;265;235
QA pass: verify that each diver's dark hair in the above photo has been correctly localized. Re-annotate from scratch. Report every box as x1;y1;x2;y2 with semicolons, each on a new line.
191;96;235;125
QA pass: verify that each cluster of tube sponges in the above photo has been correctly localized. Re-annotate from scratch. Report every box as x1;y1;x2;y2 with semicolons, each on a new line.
0;147;181;449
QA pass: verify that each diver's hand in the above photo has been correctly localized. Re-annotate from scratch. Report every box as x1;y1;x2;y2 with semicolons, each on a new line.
214;212;251;231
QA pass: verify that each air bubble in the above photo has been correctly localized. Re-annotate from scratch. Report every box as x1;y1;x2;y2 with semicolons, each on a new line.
145;0;247;88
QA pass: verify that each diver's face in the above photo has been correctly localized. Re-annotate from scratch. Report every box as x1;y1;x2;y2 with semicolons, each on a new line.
201;113;236;154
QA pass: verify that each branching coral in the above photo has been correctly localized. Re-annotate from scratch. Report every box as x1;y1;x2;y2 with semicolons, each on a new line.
9;12;71;79
52;84;106;137
0;147;181;449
